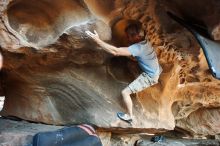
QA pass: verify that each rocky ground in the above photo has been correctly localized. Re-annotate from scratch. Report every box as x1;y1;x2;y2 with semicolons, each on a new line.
0;118;62;146
0;118;219;146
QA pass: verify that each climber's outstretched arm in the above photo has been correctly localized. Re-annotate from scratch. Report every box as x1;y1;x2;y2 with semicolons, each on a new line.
85;30;131;56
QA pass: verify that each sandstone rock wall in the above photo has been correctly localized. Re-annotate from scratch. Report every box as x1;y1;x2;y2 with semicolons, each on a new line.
0;0;220;137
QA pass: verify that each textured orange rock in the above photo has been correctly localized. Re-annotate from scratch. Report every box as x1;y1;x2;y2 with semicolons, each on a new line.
0;0;220;137
0;0;123;49
5;0;91;48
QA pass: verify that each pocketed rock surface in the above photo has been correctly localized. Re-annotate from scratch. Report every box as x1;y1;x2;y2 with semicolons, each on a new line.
0;0;220;137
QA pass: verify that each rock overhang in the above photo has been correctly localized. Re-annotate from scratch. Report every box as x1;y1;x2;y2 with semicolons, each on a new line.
0;0;220;137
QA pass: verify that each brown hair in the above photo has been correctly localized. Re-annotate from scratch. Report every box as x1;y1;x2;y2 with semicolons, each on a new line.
125;21;142;37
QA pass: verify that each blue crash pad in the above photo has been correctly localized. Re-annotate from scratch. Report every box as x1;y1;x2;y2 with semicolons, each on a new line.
32;124;102;146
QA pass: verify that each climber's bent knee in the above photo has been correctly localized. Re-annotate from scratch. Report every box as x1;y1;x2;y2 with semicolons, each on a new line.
121;87;132;96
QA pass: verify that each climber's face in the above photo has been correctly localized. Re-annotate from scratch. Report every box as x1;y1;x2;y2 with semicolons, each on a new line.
127;30;145;44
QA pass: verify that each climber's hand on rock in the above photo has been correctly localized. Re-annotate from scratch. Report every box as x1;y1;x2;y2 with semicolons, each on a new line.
85;30;100;42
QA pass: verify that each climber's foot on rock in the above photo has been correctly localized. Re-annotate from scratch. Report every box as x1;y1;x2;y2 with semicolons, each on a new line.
117;112;132;124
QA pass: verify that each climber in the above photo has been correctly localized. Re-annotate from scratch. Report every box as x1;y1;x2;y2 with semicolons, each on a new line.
85;21;162;124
